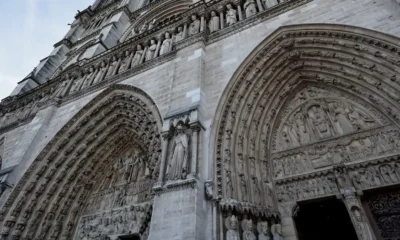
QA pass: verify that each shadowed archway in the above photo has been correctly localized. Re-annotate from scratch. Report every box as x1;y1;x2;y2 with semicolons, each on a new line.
0;84;162;240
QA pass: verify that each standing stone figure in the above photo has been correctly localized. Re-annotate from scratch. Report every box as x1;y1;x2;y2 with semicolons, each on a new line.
189;15;200;36
243;219;256;240
131;45;144;67
272;224;282;240
69;71;85;94
244;0;257;18
226;4;237;26
209;11;220;33
145;39;157;61
175;26;185;42
226;215;240;240
263;0;278;9
118;50;133;74
258;221;270;240
93;61;108;84
106;56;119;77
159;32;172;55
54;74;73;98
81;66;97;89
167;125;189;180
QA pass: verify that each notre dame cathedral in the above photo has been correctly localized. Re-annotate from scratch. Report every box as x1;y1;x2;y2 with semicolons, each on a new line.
1;0;400;239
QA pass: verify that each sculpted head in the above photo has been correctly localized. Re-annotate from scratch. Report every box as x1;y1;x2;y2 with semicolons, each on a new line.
227;4;233;9
246;219;253;231
275;224;282;234
211;11;217;17
101;61;106;67
137;44;142;50
165;32;171;39
261;221;269;235
150;39;156;45
352;207;362;222
191;14;197;21
230;215;238;230
125;50;130;57
178;26;183;32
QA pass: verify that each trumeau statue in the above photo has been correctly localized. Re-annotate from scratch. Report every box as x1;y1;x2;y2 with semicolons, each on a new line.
226;4;237;26
226;215;240;240
175;26;184;42
159;32;172;55
131;45;144;67
258;221;271;240
167;124;189;180
145;39;157;61
244;0;257;18
209;11;220;33
189;15;200;36
242;219;257;240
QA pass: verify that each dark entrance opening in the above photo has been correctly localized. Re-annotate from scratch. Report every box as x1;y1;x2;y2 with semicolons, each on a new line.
118;234;140;240
294;198;358;240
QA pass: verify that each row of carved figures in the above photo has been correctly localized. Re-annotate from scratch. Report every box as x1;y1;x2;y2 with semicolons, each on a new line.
225;215;282;240
132;0;285;40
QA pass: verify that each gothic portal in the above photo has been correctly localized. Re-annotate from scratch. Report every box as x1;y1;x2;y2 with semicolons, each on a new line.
1;0;400;240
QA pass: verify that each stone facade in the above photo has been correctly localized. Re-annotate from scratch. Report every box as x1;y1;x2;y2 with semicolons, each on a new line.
1;0;400;239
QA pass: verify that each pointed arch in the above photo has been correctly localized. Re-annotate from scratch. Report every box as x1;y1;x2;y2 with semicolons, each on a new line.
0;84;162;240
212;24;400;214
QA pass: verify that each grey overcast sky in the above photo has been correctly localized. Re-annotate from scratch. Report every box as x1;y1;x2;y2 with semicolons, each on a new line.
0;0;94;100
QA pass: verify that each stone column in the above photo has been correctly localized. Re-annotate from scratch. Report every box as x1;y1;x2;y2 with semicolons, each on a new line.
157;133;169;184
237;5;243;21
342;192;376;240
200;15;205;32
190;124;200;177
278;202;299;240
219;10;225;29
183;23;188;39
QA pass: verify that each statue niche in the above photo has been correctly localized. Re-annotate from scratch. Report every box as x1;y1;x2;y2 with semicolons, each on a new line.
166;123;190;181
276;86;381;152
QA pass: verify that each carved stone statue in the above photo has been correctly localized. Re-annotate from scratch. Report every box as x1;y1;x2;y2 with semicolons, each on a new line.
175;26;185;42
272;224;282;240
93;61;108;84
131;45;144;67
160;32;172;55
258;221;270;240
244;0;257;18
118;50;133;74
139;22;148;34
209;11;220;33
189;15;200;36
205;181;213;200
226;4;237;26
351;206;374;240
226;215;240;240
81;66;97;89
106;56;119;77
243;219;256;240
167;124;189;180
148;19;156;30
69;71;85;94
145;39;157;61
54;73;73;98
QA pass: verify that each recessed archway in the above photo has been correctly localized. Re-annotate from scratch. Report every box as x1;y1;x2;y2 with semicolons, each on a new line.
212;24;400;239
0;84;162;240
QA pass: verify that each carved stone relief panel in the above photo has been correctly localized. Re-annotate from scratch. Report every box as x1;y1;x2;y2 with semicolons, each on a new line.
273;86;386;152
74;203;152;240
272;127;400;179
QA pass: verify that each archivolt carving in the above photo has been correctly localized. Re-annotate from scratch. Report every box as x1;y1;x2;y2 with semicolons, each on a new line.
0;84;162;240
212;24;400;226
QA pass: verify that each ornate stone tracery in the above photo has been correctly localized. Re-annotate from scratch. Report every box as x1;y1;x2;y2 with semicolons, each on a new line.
212;24;400;239
0;84;162;240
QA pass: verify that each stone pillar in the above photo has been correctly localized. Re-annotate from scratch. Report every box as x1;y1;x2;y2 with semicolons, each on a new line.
219;10;225;29
342;192;376;240
157;133;169;184
150;109;206;240
200;15;205;32
237;5;244;21
278;202;299;240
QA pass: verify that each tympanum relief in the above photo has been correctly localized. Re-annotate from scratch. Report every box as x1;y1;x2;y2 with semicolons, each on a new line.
75;148;154;240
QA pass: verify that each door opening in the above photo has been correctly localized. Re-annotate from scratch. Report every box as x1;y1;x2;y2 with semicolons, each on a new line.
294;198;358;240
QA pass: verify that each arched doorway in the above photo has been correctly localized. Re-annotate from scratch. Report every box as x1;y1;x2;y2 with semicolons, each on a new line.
211;24;400;240
0;84;162;240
